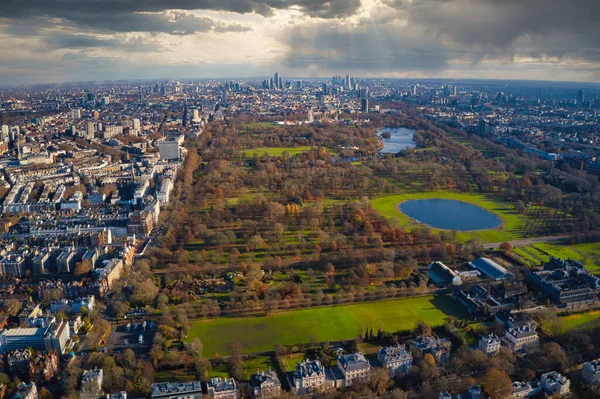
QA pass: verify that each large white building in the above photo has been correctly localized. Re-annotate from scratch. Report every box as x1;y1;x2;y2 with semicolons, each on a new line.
377;345;413;377
337;352;370;386
478;334;501;356
293;360;327;395
504;323;538;352
540;371;570;397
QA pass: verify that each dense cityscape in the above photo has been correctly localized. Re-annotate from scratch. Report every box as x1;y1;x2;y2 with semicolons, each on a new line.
0;73;598;399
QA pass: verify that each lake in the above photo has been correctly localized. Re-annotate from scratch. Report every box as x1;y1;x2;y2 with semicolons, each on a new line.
378;127;416;154
399;199;502;231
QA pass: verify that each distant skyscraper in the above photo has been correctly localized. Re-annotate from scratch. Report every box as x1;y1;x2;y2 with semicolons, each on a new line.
578;89;585;105
411;85;417;96
345;74;350;89
296;80;303;89
361;98;369;113
85;122;95;139
478;117;486;137
274;72;279;89
322;83;329;95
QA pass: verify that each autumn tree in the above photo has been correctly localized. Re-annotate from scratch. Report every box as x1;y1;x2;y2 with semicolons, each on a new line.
482;368;513;399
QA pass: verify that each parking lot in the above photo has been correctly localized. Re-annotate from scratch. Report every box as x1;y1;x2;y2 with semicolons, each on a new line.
104;320;156;356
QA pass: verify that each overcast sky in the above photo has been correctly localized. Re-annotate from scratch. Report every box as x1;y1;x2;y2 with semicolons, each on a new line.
1;0;599;85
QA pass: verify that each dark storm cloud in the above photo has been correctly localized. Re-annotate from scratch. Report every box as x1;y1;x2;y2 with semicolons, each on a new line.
283;0;600;75
0;0;362;33
385;0;600;51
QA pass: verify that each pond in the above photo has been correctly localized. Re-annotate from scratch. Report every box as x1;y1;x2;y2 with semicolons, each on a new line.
378;127;416;154
399;199;502;231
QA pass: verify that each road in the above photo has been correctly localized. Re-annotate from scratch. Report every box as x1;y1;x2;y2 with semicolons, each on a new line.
483;235;567;249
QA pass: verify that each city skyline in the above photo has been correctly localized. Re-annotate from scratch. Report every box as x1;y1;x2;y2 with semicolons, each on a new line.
1;0;599;85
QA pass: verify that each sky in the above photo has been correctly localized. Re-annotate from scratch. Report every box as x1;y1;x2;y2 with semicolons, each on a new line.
0;0;599;85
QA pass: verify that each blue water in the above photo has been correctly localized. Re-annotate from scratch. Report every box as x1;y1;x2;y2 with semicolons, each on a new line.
379;127;416;153
399;199;501;231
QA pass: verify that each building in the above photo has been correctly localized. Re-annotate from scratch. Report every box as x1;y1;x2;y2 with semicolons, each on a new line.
360;98;369;113
32;251;50;275
94;258;123;289
529;258;600;307
206;378;238;399
337;352;370;386
377;345;413;377
478;334;501;356
159;140;181;160
469;257;514;281
504;324;538;353
511;380;540;398
293;360;327;395
410;336;452;364
12;382;37;399
150;381;203;399
540;371;570;397
157;177;174;204
429;261;462;287
0;321;70;355
582;358;600;388
249;370;281;398
80;369;104;399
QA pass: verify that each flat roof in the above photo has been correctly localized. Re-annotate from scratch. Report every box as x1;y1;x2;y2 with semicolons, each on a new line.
1;327;45;337
469;257;512;280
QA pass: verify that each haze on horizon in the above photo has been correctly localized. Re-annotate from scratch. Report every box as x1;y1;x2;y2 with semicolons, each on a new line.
1;0;599;86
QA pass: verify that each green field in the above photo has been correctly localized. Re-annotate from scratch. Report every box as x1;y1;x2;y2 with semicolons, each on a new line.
370;192;525;243
560;310;600;330
240;146;335;157
189;296;459;356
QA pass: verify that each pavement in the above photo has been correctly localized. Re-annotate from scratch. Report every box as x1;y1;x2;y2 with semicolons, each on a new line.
483;235;567;249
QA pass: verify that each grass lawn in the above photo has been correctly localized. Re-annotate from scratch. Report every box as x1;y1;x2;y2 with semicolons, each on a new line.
243;355;274;379
370;192;525;243
240;146;336;157
560;310;600;330
281;353;306;372
188;295;461;356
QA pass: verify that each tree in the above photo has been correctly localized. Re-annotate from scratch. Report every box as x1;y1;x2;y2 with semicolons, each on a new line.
482;368;513;399
228;341;244;380
499;242;513;253
369;367;392;395
74;259;93;276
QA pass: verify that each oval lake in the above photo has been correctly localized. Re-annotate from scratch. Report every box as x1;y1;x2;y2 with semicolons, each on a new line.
399;199;502;231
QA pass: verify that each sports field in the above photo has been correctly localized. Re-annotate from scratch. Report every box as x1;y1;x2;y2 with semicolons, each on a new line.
240;146;335;157
370;192;524;243
188;295;458;356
